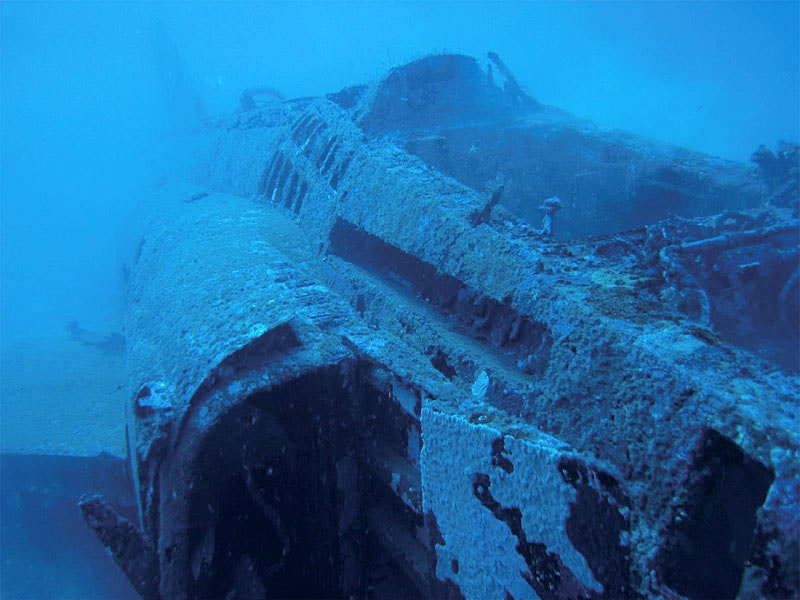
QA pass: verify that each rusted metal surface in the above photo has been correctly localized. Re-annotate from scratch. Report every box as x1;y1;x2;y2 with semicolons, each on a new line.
86;54;798;599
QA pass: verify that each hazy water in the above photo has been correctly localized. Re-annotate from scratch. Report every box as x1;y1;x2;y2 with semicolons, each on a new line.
0;2;798;598
1;1;798;345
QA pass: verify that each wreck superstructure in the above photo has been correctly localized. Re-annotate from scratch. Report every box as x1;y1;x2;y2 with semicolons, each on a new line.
82;54;799;600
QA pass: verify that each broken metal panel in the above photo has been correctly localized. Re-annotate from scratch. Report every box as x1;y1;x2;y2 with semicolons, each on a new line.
85;54;800;599
80;494;159;600
420;407;604;600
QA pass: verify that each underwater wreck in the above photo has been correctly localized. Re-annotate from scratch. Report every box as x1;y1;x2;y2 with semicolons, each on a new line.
81;53;799;600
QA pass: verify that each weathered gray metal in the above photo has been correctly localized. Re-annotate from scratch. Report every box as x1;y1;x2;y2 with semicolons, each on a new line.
83;54;799;600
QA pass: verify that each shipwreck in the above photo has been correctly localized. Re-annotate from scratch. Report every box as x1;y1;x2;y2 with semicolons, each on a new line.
80;53;799;600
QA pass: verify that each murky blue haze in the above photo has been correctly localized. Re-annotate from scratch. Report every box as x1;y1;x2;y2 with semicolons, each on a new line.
0;2;797;599
2;2;798;343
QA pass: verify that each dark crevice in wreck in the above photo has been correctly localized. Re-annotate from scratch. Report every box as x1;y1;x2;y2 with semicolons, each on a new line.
184;364;428;599
428;345;458;380
557;457;636;600
329;154;354;190
328;217;553;375
657;428;775;600
316;136;339;170
425;510;467;600
192;323;300;407
290;113;316;142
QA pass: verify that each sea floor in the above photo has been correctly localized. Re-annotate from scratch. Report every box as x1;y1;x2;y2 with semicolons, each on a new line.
0;335;127;457
0;334;136;599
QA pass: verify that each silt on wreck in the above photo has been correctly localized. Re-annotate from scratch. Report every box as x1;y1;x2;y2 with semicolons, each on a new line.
81;53;799;600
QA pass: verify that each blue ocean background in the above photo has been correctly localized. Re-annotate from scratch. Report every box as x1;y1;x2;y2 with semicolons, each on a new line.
0;2;798;599
2;2;799;345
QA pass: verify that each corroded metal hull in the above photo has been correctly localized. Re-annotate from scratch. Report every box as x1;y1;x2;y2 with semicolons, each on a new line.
83;54;799;600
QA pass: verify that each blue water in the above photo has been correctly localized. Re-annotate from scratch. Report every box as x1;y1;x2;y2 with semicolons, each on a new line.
1;1;798;343
1;2;798;598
